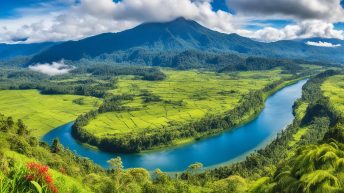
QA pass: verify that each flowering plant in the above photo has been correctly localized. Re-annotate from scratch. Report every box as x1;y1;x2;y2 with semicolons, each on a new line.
26;162;58;193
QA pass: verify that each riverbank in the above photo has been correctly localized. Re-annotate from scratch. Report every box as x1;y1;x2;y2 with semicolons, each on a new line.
43;79;307;171
72;75;306;153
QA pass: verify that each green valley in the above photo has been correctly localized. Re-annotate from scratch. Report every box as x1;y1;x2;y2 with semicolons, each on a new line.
0;69;343;193
84;69;288;139
72;66;314;152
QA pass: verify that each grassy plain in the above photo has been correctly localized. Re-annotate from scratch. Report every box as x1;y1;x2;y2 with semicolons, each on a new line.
0;90;100;137
321;74;344;115
84;69;291;137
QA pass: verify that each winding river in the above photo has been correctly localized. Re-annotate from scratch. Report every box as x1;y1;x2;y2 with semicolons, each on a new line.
42;80;307;172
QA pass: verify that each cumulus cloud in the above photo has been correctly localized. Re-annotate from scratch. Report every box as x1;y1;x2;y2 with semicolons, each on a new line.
29;61;74;76
0;0;240;43
306;41;341;47
228;0;344;22
243;20;344;42
0;0;343;43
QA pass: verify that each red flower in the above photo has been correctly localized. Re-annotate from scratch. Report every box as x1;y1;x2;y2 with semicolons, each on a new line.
44;175;53;184
49;184;58;193
26;162;58;193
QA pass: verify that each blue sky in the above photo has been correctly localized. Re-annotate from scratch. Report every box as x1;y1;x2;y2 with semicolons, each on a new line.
0;0;343;43
0;0;68;18
0;0;296;30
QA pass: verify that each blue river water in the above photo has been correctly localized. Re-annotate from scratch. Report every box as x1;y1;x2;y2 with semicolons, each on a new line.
42;80;306;172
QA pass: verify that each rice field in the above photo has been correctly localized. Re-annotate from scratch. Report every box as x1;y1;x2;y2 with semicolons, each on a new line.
321;74;344;115
0;90;100;137
85;69;290;137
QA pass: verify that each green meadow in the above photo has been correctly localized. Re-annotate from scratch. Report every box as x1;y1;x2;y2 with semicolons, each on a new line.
84;69;290;138
322;74;344;114
0;90;100;137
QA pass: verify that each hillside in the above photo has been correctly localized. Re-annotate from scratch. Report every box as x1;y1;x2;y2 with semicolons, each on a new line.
29;18;344;65
0;42;55;60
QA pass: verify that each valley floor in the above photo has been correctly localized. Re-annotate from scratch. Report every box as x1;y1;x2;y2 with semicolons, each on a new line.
85;69;288;138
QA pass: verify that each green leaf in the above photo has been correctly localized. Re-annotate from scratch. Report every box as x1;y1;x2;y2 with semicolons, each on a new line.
30;181;42;193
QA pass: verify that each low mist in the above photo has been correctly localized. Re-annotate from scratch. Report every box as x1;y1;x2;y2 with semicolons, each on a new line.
29;60;74;76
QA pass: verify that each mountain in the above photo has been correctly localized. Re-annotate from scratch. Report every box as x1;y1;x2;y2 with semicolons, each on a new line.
0;42;56;60
29;17;344;65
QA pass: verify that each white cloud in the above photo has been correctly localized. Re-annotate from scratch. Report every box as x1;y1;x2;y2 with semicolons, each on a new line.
29;61;74;76
228;0;344;22
0;0;343;43
0;0;240;43
243;20;344;42
306;41;341;47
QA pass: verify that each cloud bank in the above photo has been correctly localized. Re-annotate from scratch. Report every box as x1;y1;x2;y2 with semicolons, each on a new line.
306;41;341;47
0;0;343;43
0;0;239;43
228;0;344;22
244;20;344;42
29;61;74;76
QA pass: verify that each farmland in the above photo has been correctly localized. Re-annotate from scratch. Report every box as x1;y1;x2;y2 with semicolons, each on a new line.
322;74;344;114
0;90;100;137
83;69;291;138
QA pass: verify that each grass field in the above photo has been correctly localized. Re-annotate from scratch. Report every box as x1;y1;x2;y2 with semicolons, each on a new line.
84;69;290;137
321;74;344;115
0;90;100;137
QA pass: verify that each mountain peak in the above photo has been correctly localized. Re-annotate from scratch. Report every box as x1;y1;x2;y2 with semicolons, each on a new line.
140;17;199;28
172;17;188;22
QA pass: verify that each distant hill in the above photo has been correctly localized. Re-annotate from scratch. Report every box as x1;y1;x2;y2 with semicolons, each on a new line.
29;17;344;65
0;42;56;60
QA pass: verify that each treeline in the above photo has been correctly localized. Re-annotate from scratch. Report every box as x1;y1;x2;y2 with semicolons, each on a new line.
206;70;342;179
0;70;117;98
0;65;166;97
72;64;166;81
88;49;305;73
72;76;298;153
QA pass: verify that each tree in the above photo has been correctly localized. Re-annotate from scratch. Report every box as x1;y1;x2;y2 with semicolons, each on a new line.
107;156;127;193
108;156;123;174
6;117;14;128
51;138;62;153
17;119;27;136
187;162;203;174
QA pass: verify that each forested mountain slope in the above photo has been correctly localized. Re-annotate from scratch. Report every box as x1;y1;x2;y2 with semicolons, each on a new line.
29;18;344;65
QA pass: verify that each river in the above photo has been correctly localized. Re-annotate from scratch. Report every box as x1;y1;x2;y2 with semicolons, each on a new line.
42;79;307;172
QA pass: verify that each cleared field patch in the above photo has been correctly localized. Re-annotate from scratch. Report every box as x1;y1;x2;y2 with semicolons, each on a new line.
0;90;100;137
322;75;344;114
85;69;290;137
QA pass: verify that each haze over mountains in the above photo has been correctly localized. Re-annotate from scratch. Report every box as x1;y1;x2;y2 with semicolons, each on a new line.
0;42;55;60
1;18;344;65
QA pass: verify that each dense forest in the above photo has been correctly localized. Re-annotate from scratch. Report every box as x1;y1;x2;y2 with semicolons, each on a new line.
78;49;307;73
